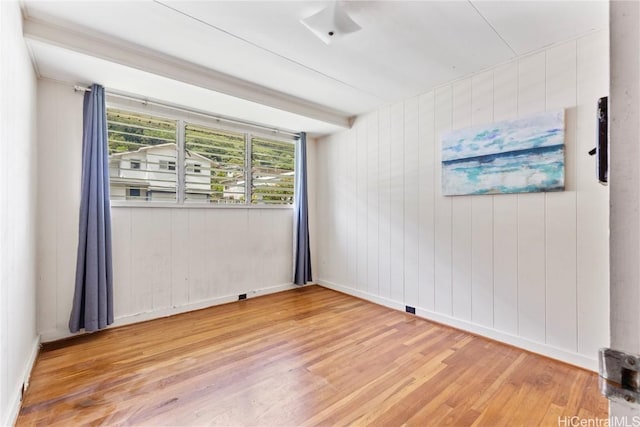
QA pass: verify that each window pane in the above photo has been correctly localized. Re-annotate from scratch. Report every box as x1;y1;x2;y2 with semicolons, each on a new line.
107;109;177;202
251;137;295;205
185;124;246;204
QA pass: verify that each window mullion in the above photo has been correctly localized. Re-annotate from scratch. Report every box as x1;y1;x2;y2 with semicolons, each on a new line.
177;119;186;204
245;133;252;204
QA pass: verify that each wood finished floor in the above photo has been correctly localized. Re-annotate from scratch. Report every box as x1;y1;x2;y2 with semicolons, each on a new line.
17;286;607;426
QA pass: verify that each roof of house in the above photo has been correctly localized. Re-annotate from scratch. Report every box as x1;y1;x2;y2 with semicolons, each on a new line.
110;143;212;164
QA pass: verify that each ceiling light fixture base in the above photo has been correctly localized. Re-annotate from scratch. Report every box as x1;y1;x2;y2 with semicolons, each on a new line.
301;1;361;44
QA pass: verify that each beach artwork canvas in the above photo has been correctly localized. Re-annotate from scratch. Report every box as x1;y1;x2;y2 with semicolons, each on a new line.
441;110;565;196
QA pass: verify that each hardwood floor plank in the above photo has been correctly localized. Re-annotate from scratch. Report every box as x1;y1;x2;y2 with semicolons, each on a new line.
17;286;607;426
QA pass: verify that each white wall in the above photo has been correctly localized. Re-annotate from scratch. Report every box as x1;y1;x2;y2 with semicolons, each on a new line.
307;136;318;280
609;0;640;419
37;80;298;342
0;2;39;425
316;31;610;370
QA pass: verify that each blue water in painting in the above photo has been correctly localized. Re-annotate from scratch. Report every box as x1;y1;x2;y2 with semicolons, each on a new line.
441;111;565;195
442;144;565;196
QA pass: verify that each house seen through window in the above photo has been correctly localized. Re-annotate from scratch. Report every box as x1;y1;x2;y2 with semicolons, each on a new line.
127;187;142;200
107;108;295;205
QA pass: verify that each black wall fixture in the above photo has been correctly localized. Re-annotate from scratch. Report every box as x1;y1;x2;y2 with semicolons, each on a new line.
589;96;608;185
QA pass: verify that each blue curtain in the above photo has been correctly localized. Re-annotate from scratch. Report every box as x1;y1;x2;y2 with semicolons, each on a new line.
69;84;114;333
294;132;312;285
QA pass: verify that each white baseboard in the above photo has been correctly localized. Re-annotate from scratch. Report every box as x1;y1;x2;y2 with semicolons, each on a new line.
39;282;301;343
320;280;406;312
317;279;598;372
4;336;40;427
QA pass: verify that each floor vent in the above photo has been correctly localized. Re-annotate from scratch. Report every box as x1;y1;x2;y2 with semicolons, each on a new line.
405;306;416;314
238;294;247;300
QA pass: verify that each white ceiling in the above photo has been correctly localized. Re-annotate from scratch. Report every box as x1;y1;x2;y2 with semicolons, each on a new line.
22;0;608;136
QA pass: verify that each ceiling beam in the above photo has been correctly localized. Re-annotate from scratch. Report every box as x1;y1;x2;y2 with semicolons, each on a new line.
22;16;352;129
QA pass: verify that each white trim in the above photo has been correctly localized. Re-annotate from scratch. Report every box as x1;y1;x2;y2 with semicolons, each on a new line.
110;201;294;209
316;279;598;372
39;283;302;343
4;336;40;427
22;16;351;129
319;280;406;312
106;93;301;143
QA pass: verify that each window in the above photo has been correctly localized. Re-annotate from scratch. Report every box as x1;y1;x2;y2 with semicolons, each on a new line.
108;109;177;202
185;124;246;204
127;187;149;201
251;137;295;204
159;160;176;171
107;108;296;206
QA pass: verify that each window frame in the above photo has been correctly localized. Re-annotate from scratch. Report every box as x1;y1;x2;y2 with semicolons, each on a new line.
129;159;141;170
158;160;176;171
107;98;297;210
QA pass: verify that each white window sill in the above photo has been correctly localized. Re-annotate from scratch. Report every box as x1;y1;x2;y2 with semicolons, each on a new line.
110;201;294;209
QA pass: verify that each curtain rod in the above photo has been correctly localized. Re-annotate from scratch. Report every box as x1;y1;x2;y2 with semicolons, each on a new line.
73;85;301;138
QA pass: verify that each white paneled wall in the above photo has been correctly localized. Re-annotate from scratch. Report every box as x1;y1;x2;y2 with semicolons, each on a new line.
37;80;297;342
111;207;293;316
316;31;610;370
0;2;39;425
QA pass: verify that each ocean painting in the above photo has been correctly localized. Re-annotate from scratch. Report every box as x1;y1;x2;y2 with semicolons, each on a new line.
441;111;565;196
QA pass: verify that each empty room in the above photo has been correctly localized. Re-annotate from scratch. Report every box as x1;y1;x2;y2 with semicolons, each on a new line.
2;0;640;425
